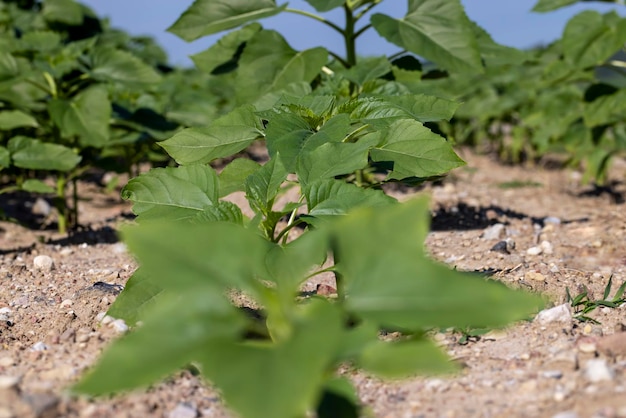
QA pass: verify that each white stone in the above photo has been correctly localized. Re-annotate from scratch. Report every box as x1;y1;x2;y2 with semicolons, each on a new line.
0;307;11;315
527;246;543;256
33;255;54;272
168;403;198;418
0;375;19;389
30;341;48;351
535;304;572;324
540;240;554;255
60;299;73;308
109;319;129;333
481;223;506;240
585;359;614;382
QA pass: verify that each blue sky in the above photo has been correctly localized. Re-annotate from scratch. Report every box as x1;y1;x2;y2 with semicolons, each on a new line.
81;1;624;67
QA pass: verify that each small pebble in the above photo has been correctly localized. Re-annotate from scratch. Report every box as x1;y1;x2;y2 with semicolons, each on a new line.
33;255;54;272
527;246;542;256
0;357;14;367
481;223;506;240
60;299;73;308
0;307;11;315
536;304;571;324
543;216;561;225
30;342;48;351
585;359;614;382
540;240;553;255
59;248;73;256
552;412;578;418
542;370;563;379
32;197;51;216
0;375;19;389
109;319;129;333
491;238;515;254
525;271;545;282
168;403;198;418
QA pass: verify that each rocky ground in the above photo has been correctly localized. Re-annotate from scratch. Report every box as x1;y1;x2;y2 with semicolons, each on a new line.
0;149;625;418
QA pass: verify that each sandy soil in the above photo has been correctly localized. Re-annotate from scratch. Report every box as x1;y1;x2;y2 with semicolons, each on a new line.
0;149;625;418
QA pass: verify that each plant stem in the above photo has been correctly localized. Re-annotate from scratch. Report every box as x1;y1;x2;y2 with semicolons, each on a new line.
354;0;383;21
55;175;67;234
284;8;344;35
343;5;357;68
331;238;346;302
388;50;408;61
353;23;371;39
328;50;350;68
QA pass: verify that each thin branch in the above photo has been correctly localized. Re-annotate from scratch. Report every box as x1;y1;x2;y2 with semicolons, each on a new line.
284;8;344;35
328;50;350;68
387;50;408;61
354;0;383;21
354;23;371;39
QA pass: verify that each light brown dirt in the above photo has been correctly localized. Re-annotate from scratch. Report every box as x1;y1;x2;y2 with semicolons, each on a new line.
1;150;625;418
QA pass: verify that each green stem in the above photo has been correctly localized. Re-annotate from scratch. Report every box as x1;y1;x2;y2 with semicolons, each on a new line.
284;8;344;35
388;50;408;61
328;50;350;68
55;175;67;234
331;238;346;302
343;5;357;68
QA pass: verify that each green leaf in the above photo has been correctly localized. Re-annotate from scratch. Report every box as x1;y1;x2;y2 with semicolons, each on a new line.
343;95;459;129
106;268;164;326
0;110;38;130
304;0;345;12
74;287;247;395
121;165;219;221
562;11;626;69
235;30;328;103
90;47;161;85
532;0;585;12
168;0;287;42
48;86;110;147
584;88;626;127
317;377;361;418
244;156;288;215
17;31;62;53
10;137;81;172
191;201;245;224
42;0;83;24
121;221;270;295
218;158;261;197
191;23;262;73
371;0;482;73
296;137;377;185
21;179;54;194
370;119;465;180
471;21;528;67
0;147;9;169
340;56;392;87
333;198;544;330
159;106;263;165
359;337;457;378
303;178;396;219
197;299;343;418
0;52;19;80
265;112;314;172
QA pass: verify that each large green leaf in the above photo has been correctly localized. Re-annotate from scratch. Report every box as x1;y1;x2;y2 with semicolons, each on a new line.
17;31;62;53
296;137;377;185
0;110;38;130
471;21;529;67
370;119;465;180
235;30;328;103
343;94;459;129
531;0;622;12
0;52;19;80
74;288;247;394
562;11;626;69
48;86;110;147
90;47;161;85
10;137;81;172
120;221;270;295
359;337;457;378
303;178;395;219
198;299;343;418
333;198;544;330
159;106;263;165
191;23;262;73
121;165;219;221
168;0;286;42
371;0;482;73
106;268;164;326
